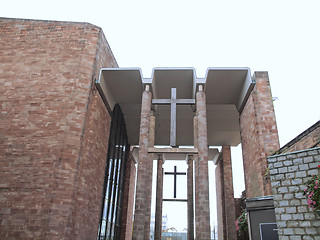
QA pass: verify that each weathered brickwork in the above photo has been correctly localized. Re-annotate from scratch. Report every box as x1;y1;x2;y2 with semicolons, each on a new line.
215;146;237;240
240;72;280;198
268;147;320;239
276;121;320;155
195;89;211;240
120;154;136;240
187;157;194;240
0;18;118;239
215;152;225;240
132;89;152;240
72;90;112;239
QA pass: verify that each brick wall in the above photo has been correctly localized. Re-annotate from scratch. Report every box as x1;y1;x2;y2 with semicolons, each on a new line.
0;18;117;239
276;121;320;155
239;72;280;198
120;154;136;240
215;152;225;240
268;147;320;239
72;19;118;239
215;146;237;240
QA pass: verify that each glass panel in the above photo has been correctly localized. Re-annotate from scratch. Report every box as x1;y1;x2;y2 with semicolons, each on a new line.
110;224;115;240
115;206;121;225
98;220;106;240
109;180;114;204
106;221;111;240
108;203;114;222
113;186;119;209
102;200;108;220
117;192;123;209
97;104;128;240
105;182;109;202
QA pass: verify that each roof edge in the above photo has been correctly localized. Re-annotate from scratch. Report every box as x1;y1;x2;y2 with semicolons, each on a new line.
0;17;101;30
273;120;320;155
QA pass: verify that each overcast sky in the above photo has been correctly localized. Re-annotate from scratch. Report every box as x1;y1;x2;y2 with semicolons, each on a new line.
2;0;319;145
2;0;320;232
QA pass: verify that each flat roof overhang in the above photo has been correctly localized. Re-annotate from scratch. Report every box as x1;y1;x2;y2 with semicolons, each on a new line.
96;67;254;146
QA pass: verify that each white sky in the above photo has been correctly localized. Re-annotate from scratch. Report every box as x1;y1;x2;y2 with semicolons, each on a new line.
2;0;318;145
2;0;320;233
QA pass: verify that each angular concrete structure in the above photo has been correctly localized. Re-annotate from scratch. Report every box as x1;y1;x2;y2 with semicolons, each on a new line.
0;18;281;240
96;67;279;239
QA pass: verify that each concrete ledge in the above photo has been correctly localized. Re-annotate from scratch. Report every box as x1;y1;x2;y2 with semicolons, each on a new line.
268;146;320;159
246;195;275;211
148;147;198;154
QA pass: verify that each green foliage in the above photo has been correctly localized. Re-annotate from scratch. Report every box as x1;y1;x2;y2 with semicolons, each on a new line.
264;166;270;181
235;208;248;236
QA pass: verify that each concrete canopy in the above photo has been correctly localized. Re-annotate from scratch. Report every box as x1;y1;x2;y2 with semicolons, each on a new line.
96;67;253;146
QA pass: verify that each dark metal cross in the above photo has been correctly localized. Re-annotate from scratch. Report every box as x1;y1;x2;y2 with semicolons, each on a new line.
164;166;186;198
152;88;195;147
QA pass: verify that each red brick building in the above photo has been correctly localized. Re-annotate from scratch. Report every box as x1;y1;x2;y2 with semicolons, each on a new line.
0;18;281;240
0;17;136;240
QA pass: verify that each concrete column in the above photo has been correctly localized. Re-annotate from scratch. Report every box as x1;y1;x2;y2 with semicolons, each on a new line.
132;86;152;240
187;155;194;240
215;146;237;240
194;85;211;240
154;155;163;240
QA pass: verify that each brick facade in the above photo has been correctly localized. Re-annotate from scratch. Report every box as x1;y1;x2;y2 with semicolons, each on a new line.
215;152;225;239
194;89;211;240
155;157;164;240
1;17;287;240
0;18;119;239
276;121;320;155
120;154;136;240
268;148;320;239
187;157;194;240
240;71;280;198
132;89;153;240
215;146;237;240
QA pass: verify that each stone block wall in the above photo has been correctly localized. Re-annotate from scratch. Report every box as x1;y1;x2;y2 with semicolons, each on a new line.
0;18;118;239
268;147;320;239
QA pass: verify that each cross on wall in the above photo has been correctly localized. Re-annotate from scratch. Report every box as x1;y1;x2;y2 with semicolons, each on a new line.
152;88;195;147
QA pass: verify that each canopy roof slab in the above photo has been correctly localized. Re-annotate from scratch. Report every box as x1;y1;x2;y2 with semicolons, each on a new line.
96;67;253;146
151;68;196;99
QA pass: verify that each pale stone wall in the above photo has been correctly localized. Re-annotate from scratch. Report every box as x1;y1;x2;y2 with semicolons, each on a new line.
268;147;320;239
